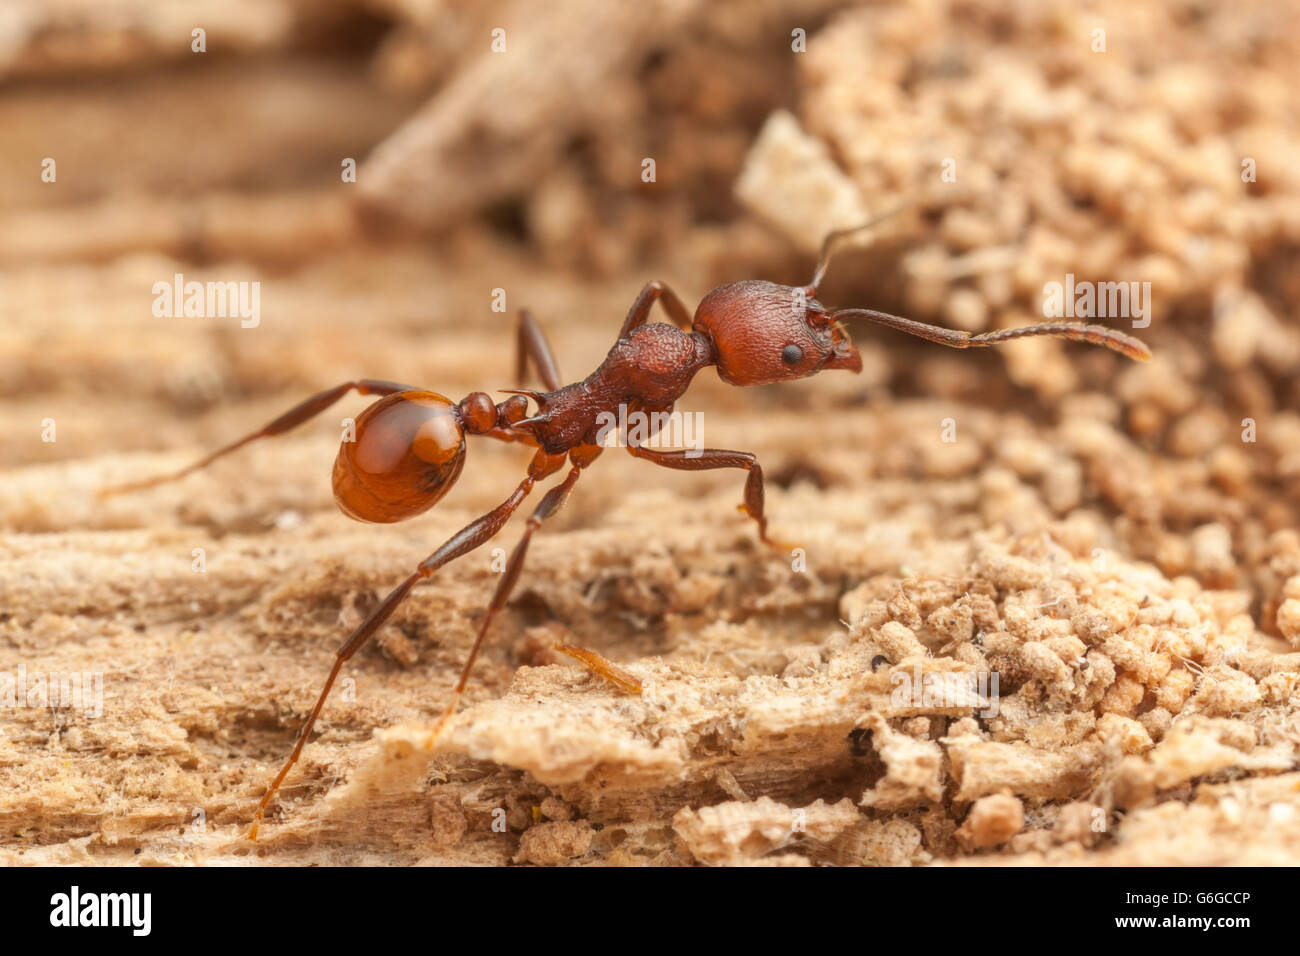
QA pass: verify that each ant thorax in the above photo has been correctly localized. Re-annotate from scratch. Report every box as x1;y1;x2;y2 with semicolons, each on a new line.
516;322;713;454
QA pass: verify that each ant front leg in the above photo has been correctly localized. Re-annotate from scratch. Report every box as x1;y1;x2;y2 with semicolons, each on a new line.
98;379;415;497
617;280;693;339
249;445;567;839
626;442;793;549
515;309;563;391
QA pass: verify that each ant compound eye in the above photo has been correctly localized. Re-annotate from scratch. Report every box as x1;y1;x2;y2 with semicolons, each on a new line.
781;344;803;365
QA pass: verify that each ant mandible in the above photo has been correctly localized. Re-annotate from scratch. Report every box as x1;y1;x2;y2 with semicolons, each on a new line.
99;218;1150;838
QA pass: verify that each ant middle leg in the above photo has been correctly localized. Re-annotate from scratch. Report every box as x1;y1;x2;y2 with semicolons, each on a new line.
98;378;415;497
626;443;791;548
426;454;590;744
250;445;568;838
515;309;563;391
618;280;693;339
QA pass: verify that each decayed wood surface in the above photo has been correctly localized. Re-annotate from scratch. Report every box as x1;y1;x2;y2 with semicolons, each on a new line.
3;0;1300;866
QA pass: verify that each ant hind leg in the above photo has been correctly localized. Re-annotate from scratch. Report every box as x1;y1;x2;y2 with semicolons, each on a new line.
98;379;415;497
426;460;587;744
248;450;568;839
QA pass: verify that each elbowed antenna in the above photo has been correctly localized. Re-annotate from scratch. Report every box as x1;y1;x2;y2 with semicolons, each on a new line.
808;205;914;294
807;209;1150;362
831;307;1151;362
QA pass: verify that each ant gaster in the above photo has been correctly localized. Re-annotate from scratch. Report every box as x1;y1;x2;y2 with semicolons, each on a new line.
100;220;1150;837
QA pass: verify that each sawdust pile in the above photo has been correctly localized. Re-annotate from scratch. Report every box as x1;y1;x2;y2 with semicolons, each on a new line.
2;0;1300;866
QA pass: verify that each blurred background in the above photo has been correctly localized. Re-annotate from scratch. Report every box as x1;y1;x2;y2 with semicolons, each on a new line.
6;0;1300;620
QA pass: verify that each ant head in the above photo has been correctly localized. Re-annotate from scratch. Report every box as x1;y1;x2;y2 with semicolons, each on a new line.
693;280;862;386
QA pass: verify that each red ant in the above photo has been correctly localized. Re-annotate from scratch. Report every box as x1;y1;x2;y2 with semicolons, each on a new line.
99;220;1150;838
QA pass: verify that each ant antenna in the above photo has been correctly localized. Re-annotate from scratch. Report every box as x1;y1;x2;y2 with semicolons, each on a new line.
808;205;1150;362
830;307;1151;361
808;204;913;294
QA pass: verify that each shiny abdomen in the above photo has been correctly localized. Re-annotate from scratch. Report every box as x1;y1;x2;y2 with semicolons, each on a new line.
332;390;466;523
